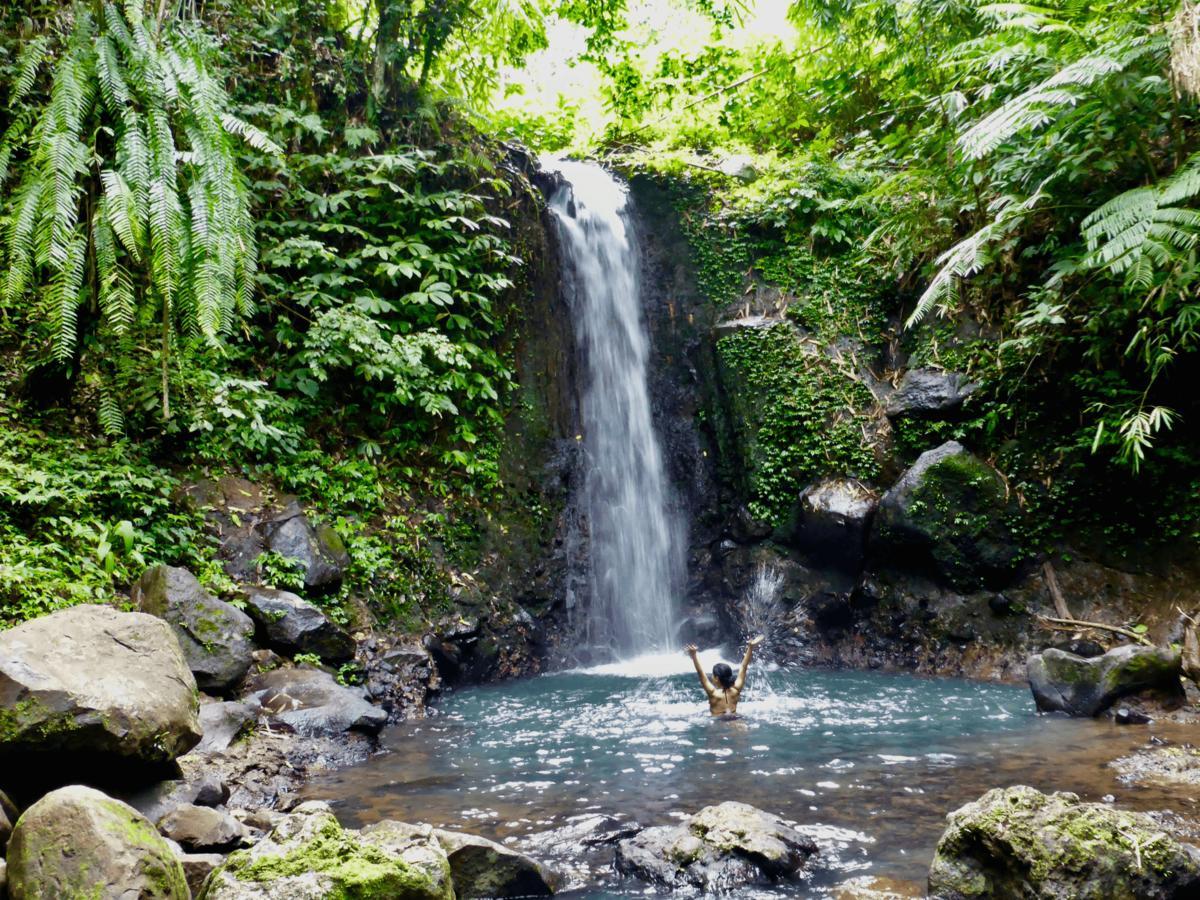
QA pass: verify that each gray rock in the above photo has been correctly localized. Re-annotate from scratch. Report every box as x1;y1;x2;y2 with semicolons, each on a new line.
713;315;782;340
928;785;1200;899
204;801;451;900
6;785;189;899
180;852;224;898
871;441;1019;589
0;788;16;852
1027;645;1184;716
0;605;201;787
195;700;260;754
615;801;817;892
885;368;977;418
117;773;230;826
158;804;249;852
259;505;350;595
434;828;560;897
242;586;355;663
783;477;877;570
248;668;387;737
132;565;256;694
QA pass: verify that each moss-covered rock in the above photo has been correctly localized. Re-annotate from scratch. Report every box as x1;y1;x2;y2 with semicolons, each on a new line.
872;441;1020;589
928;785;1200;899
1027;645;1184;716
202;801;452;900
7;785;189;899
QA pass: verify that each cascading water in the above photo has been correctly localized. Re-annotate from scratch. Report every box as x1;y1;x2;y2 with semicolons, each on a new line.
545;159;682;659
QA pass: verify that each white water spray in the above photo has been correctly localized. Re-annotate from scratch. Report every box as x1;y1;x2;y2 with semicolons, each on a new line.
545;159;682;659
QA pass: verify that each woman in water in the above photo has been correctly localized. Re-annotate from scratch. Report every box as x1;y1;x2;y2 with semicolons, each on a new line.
685;635;764;716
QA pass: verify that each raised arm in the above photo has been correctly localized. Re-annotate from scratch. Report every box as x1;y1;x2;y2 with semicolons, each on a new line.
734;635;764;691
686;644;717;697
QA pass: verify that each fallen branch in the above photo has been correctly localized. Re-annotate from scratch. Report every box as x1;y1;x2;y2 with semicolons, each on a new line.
1034;614;1153;646
1042;560;1071;620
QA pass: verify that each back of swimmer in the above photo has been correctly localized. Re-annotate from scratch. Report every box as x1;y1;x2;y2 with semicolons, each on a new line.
686;635;764;716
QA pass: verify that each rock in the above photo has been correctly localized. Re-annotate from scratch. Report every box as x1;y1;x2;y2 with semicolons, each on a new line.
180;852;224;897
258;505;350;595
433;829;560;897
6;785;189;899
363;642;439;722
885;368;977;418
835;875;925;898
1112;746;1200;787
871;441;1019;589
928;785;1200;899
0;858;6;898
783;478;877;571
615;801;817;892
1115;706;1152;725
203;801;451;900
158;804;249;852
242;587;355;663
1051;638;1106;658
1027;645;1184;716
718;154;759;183
0;605;201;792
196;700;260;754
0;788;16;852
248;668;387;737
132;565;256;695
713;314;781;340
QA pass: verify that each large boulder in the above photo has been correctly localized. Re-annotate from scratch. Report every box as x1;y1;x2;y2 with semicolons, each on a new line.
158;804;249;852
782;477;877;571
247;667;387;737
6;785;189;899
258;504;350;596
241;587;355;663
885;368;977;418
203;801;452;900
433;828;559;897
871;441;1019;589
0;605;201;791
928;785;1200;899
1027;645;1184;717
132;565;256;695
615;801;817;893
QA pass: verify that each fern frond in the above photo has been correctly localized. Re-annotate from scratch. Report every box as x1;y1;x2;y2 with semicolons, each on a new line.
12;34;52;104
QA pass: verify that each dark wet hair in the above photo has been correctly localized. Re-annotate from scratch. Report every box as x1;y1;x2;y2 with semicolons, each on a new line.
712;662;735;689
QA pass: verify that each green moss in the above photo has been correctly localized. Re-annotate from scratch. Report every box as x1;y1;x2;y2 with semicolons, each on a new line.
0;696;84;745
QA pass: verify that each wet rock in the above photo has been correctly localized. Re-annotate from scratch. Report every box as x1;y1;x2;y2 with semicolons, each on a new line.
434;828;560;898
1112;746;1200;788
7;785;189;899
180;852;224;897
885;368;977;418
248;667;387;737
0;788;16;852
158;804;250;852
132;565;255;694
204;802;452;900
0;605;201;793
1027;645;1184;716
362;641;440;721
928;785;1200;899
196;699;260;753
835;875;925;898
615;801;817;893
1115;706;1152;725
258;504;350;595
871;441;1019;590
241;586;355;663
783;477;877;571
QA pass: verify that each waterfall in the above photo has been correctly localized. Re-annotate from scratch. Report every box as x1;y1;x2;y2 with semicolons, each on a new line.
545;159;682;659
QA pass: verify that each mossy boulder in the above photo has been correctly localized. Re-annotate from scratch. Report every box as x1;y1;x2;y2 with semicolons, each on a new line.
0;605;201;793
202;801;452;900
1027;645;1184;716
928;786;1200;899
615;801;817;893
6;785;189;899
430;828;560;897
133;565;256;695
872;441;1019;589
258;505;350;596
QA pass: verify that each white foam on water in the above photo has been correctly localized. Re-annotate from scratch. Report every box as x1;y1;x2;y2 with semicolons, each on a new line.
570;646;734;678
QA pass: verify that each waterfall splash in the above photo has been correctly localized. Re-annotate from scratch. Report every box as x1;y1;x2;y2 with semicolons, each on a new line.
545;159;682;659
740;563;785;643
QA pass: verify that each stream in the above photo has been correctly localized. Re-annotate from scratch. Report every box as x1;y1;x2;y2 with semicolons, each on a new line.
304;651;1191;896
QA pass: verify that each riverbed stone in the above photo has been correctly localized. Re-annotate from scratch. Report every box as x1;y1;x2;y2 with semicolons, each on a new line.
885;368;977;418
871;441;1019;589
248;667;387;737
928;785;1200;899
6;785;189;900
133;565;256;695
241;586;355;663
203;801;452;900
433;828;560;897
158;804;249;852
1027;644;1184;716
0;605;202;791
615;801;817;892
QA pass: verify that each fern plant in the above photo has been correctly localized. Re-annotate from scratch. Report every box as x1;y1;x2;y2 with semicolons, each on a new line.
0;1;278;430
